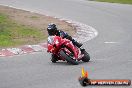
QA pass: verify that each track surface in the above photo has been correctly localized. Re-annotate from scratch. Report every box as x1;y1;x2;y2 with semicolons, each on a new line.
0;0;132;88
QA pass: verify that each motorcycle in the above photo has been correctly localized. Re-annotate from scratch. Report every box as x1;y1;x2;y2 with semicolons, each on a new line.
47;35;90;65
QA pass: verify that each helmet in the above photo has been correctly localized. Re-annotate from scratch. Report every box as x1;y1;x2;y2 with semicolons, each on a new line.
47;23;57;35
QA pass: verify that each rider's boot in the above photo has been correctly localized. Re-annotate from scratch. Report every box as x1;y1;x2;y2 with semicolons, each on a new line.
74;41;83;48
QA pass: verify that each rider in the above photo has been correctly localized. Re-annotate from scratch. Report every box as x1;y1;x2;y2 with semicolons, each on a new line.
47;23;82;48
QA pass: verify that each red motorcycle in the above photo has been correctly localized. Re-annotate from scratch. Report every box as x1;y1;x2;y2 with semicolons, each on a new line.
47;35;90;65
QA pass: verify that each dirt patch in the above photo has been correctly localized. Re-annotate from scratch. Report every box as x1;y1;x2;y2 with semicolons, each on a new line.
0;5;76;48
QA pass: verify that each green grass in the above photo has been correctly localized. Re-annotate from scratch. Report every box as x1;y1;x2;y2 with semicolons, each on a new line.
96;0;132;4
0;13;45;47
30;16;40;20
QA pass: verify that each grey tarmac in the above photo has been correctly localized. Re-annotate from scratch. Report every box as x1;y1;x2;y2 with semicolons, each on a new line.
0;0;132;88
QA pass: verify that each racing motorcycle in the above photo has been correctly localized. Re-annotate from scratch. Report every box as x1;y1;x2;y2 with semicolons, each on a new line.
47;35;90;65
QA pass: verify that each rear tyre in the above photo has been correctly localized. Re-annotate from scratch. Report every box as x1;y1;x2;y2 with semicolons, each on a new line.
60;50;78;65
51;54;58;63
81;50;90;62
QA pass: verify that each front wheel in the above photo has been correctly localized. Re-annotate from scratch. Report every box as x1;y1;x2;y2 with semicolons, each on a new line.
81;50;90;62
60;50;78;65
51;54;58;63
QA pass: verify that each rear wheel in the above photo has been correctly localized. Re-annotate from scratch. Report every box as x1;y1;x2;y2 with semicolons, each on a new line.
81;50;90;62
60;50;78;65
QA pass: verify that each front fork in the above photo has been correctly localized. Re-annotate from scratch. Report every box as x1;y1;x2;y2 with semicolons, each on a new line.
77;47;85;60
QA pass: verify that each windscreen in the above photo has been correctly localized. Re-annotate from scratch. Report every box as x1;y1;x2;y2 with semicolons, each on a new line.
47;36;54;44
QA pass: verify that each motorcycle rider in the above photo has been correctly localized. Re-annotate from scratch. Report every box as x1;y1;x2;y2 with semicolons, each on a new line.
47;23;82;48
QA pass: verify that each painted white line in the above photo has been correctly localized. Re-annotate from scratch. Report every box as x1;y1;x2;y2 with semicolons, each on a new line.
7;48;23;55
28;45;45;52
104;42;118;44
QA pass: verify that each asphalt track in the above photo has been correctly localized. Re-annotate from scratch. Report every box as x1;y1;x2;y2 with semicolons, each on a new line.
0;0;132;88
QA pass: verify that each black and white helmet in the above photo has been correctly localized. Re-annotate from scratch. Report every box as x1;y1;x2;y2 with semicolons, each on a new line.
47;23;57;35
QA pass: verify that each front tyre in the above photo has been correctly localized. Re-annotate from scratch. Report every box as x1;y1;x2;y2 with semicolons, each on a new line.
81;50;90;62
51;54;58;63
60;50;78;65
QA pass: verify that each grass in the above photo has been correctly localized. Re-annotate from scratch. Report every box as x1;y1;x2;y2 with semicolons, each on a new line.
95;0;132;4
0;13;46;47
30;16;40;19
